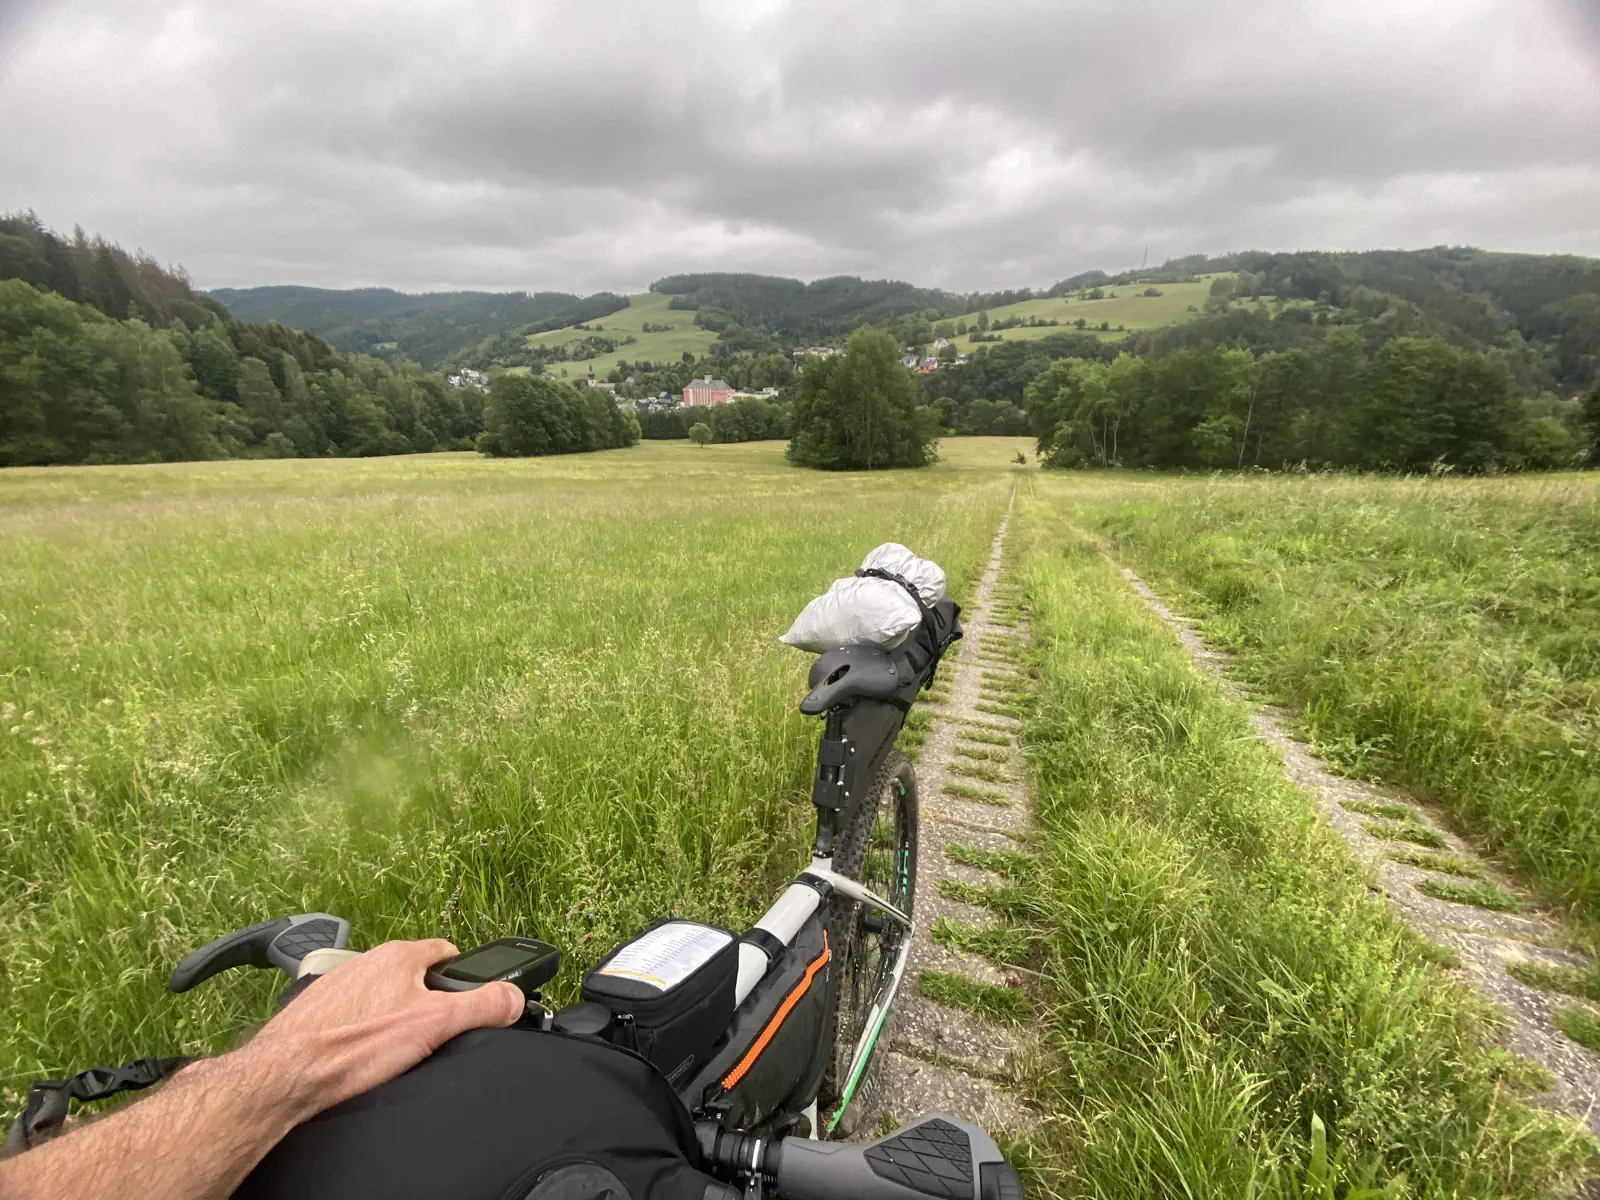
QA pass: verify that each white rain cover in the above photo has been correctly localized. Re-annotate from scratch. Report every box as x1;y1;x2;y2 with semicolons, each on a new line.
778;576;922;653
859;543;946;605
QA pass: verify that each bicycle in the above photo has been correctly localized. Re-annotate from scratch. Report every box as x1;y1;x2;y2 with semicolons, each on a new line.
8;575;1022;1200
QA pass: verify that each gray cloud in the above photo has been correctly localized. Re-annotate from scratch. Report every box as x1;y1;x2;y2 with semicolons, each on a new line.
0;0;1595;293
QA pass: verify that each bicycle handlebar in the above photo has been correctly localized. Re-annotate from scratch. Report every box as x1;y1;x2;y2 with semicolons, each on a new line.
700;1114;1022;1200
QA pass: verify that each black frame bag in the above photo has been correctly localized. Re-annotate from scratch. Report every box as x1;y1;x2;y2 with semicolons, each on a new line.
687;912;835;1130
236;1028;715;1200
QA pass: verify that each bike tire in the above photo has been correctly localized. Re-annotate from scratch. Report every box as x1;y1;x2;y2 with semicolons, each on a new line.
818;748;919;1138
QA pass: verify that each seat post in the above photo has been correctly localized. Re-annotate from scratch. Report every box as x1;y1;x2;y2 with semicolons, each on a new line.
810;707;849;859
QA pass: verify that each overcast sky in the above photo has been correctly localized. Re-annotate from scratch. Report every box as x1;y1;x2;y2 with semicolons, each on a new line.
2;0;1597;295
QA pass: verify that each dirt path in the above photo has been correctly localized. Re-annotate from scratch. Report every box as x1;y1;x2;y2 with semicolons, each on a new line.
1115;562;1600;1139
862;514;1039;1136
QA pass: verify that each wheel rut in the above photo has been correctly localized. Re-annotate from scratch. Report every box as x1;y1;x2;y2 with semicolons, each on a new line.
862;512;1040;1137
1113;560;1600;1142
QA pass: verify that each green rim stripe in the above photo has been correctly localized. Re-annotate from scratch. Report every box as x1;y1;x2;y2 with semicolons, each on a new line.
828;766;912;1134
826;998;892;1134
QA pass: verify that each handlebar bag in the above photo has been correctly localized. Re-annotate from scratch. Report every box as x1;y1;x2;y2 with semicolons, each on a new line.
686;912;834;1130
236;1028;717;1200
582;920;739;1087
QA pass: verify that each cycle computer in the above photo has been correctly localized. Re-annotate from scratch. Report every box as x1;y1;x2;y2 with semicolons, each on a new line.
425;937;561;996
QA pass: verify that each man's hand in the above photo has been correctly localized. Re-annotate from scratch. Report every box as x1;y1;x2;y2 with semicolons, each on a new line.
0;939;525;1200
245;938;525;1119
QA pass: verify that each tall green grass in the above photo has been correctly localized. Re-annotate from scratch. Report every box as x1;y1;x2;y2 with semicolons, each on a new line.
1072;473;1600;933
1005;479;1593;1197
0;440;1024;1097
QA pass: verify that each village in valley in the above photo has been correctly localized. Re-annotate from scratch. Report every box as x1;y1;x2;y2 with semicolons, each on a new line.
449;337;968;413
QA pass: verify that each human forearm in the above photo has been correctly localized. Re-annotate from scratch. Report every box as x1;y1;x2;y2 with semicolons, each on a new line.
0;1044;318;1199
0;940;521;1200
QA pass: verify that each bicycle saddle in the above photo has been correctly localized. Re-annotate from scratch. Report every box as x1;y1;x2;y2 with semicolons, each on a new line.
799;645;905;714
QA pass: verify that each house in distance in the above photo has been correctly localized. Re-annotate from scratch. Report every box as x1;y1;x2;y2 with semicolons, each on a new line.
683;375;736;407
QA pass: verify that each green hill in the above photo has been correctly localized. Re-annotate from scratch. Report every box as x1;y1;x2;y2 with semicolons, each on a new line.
517;292;721;382
951;277;1222;344
206;285;624;368
11;199;1588;396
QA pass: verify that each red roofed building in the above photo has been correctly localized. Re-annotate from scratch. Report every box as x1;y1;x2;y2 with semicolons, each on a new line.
683;375;735;407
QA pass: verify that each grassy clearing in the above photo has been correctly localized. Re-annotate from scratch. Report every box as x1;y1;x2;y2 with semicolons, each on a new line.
938;877;1027;916
975;701;1024;720
0;439;1020;1096
1068;472;1600;935
520;291;718;381
948;278;1220;344
929;916;1033;964
948;760;1012;784
1006;476;1594;1197
956;728;1013;747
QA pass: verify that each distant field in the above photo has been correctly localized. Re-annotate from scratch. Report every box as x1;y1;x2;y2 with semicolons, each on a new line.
0;440;1018;1091
951;275;1223;343
523;291;720;380
1065;472;1600;935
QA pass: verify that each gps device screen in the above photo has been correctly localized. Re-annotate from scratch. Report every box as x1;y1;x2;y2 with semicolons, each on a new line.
445;942;544;983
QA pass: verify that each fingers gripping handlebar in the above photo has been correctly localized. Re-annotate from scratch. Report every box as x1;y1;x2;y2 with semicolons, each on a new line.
699;1114;1022;1200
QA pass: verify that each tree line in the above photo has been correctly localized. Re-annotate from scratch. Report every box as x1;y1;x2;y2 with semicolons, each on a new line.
638;396;789;443
1026;333;1599;471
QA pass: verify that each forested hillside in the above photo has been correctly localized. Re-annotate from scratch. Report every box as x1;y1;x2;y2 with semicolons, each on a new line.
218;253;1599;403
215;271;1043;375
208;285;629;367
0;214;483;465
1071;248;1600;392
4;207;1599;472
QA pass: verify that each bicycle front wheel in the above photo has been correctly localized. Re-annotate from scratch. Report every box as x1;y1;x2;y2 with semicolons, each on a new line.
820;748;919;1137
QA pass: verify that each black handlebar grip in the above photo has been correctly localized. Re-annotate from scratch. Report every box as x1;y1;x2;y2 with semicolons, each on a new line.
265;914;351;975
168;918;291;993
771;1114;1018;1200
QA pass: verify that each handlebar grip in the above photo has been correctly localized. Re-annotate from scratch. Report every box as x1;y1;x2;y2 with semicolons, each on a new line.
168;913;351;993
169;918;291;992
770;1114;1019;1200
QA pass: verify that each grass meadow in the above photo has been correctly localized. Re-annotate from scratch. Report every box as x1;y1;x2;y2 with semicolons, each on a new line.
0;439;1021;1100
4;444;1598;1194
1064;473;1600;939
993;476;1595;1196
